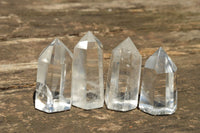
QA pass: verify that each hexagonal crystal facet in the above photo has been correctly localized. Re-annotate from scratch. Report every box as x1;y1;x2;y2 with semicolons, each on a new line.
71;31;104;110
105;37;142;111
139;47;177;115
35;39;73;113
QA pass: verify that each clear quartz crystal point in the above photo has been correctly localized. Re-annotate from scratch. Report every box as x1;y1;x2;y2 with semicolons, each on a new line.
35;38;73;113
71;31;104;110
139;47;177;115
105;37;142;111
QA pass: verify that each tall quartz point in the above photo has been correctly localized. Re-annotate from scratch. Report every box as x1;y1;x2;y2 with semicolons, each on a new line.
139;47;177;115
35;39;73;113
71;31;104;110
105;37;142;111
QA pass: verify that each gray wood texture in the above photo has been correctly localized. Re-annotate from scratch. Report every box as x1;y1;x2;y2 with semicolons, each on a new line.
0;0;199;132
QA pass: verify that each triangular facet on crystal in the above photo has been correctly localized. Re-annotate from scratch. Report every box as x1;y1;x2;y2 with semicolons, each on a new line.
145;47;177;74
113;37;140;55
76;31;103;49
38;38;73;63
35;38;73;113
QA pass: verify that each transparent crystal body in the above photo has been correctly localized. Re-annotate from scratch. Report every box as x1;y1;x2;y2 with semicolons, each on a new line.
139;47;177;115
71;31;104;110
35;39;73;113
105;37;142;111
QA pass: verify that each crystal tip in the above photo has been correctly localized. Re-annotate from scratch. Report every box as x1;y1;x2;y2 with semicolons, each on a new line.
86;31;95;38
126;37;132;41
87;31;93;34
51;38;62;45
158;47;164;51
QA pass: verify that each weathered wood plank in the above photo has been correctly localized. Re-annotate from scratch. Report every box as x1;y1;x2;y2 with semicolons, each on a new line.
0;0;200;132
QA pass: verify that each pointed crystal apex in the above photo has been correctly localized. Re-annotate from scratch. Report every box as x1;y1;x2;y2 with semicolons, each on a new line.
35;39;73;113
145;47;177;74
39;39;73;61
86;31;95;41
77;31;103;49
80;31;95;42
124;37;133;44
158;47;164;51
152;47;166;56
113;37;141;56
51;38;60;45
50;38;65;47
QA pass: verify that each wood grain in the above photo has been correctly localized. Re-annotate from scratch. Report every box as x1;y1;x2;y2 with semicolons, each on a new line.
0;0;200;132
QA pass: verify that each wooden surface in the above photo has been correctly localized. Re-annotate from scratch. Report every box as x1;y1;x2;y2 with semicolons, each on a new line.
0;0;200;132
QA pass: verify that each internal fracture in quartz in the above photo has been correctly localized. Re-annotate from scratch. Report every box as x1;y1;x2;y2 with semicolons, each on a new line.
105;37;142;111
139;47;177;115
35;39;73;113
71;31;104;110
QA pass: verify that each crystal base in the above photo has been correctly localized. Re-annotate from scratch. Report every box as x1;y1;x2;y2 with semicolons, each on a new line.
106;99;137;112
139;103;177;115
72;101;103;110
35;96;71;113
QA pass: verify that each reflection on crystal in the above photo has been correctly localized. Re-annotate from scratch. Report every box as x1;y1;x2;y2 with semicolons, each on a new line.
139;47;177;115
105;37;142;111
35;39;73;113
71;31;104;110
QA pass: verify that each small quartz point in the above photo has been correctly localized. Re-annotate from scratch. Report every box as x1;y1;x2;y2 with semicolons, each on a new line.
35;39;73;113
139;47;177;115
71;31;104;110
105;37;142;111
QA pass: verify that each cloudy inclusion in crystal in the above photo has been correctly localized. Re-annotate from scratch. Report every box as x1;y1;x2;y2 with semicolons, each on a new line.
139;47;177;115
105;37;142;111
71;31;104;110
35;39;73;113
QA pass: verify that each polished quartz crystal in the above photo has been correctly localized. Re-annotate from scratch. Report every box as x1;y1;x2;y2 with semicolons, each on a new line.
71;31;104;110
105;37;142;111
35;39;73;113
139;47;177;115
